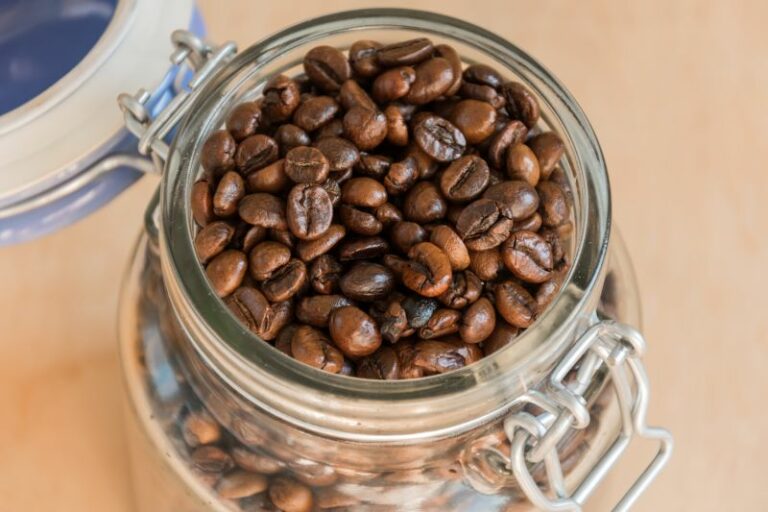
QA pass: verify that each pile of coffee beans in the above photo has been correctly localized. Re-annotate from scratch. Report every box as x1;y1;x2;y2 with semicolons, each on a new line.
191;37;572;379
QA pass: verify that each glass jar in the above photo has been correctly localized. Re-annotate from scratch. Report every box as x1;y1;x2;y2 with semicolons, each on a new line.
118;9;671;512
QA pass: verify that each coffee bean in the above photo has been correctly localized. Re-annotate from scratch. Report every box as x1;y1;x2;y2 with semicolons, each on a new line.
201;130;236;177
233;224;267;253
337;236;389;261
464;216;514;251
296;295;353;327
403;182;447;223
429;225;470;270
292;95;339;132
216;470;268;500
528;132;564;180
356;154;391;178
460;297;496;343
506;143;540;186
501;81;540;129
343;106;387;151
195;221;234;263
284;146;330;184
315;118;344;140
455;198;499;239
212;171;244;217
269;476;314;512
383;157;419;195
377;38;434;66
192;446;234;473
274;124;311;155
393;340;425;379
495;280;537;328
468;248;504;281
269;227;295;249
226;101;262;141
244;158;289;193
349;40;383;77
206;250;247;297
191;179;215;227
232;446;285;474
458;82;505;109
372;66;416;103
290;326;343;375
514;212;543;233
248;241;291;281
439;155;490;202
339;262;394;302
414;114;466;162
295;224;346;262
434;44;463;96
502;230;553;283
238;193;287;229
418;308;461;339
483;320;519;355
377;299;409;344
286;184;333;240
483;180;540;220
438;270;482;309
309;254;342;294
340;177;388;208
487;120;528;169
329;306;382;358
235;134;279;174
314;136;360;171
536;262;569;313
537;180;569;227
225;286;272;336
375;202;403;225
390;221;427;254
412;340;470;373
357;346;399;380
262;75;301;122
261;258;307;302
339;79;377;111
400;242;452;298
181;410;221;447
463;64;504;89
384;104;409;146
338;205;383;236
261;300;293;341
303;45;351;93
450;99;497;144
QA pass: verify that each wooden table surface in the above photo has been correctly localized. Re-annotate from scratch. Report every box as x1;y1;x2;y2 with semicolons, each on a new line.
1;1;766;510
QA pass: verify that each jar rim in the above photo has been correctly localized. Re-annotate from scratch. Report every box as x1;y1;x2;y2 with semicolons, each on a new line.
160;8;611;441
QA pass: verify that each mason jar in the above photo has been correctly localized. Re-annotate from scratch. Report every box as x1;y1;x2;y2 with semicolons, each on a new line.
117;9;672;512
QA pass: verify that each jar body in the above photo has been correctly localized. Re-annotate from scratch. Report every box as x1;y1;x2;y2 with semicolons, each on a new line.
119;230;640;512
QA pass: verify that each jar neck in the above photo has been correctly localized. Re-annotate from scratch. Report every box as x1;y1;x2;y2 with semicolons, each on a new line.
159;8;611;442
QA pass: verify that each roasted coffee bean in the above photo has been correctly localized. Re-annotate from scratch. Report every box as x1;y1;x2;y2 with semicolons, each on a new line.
384;104;409;146
226;101;262;141
275;325;296;355
403;182;447;223
536;263;568;313
356;154;391;178
372;66;416;103
338;205;383;236
233;224;267;253
339;262;394;302
212;171;244;217
383;156;419;195
413;114;466;162
206;250;247;297
274;124;311;155
291;326;343;376
537;180;569;227
338;236;389;261
286;184;333;240
469;248;504;281
260;300;293;341
438;270;482;309
407;143;440;179
339;79;377;111
463;63;504;88
393;340;424;379
341;177;387;208
439;155;490;202
514;212;543;233
450;99;497;144
262;75;301;122
357;346;399;380
269;227;295;249
435;44;463;96
460;297;496;343
418;308;461;339
216;471;268;500
261;259;307;302
191;446;234;473
201;130;236;176
527;131;564;179
501;81;540;129
412;340;471;373
232;446;285;474
292;95;339;132
303;45;351;93
235;134;279;174
483;320;519;355
296;295;353;327
238;193;287;229
377;38;434;66
483;180;539;220
400;242;452;298
400;296;439;330
464;216;514;251
495;280;537;328
314;136;360;171
429;225;470;270
487;120;528;169
502;230;553;283
269;476;314;512
349;39;383;77
295;224;346;262
309;254;342;294
195;221;235;263
378;300;409;343
245;159;291;193
181;410;221;447
315;118;344;140
329;306;382;357
249;241;291;281
284;146;330;184
405;57;454;105
455;198;499;239
458;82;505;109
540;228;566;263
343;106;387;151
375;202;403;225
390;221;427;254
225;286;272;335
191;179;215;226
506;143;540;186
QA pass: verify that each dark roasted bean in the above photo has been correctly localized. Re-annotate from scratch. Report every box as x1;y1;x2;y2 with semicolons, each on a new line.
506;143;540;186
303;45;351;93
216;471;268;500
309;254;342;294
225;286;272;336
269;227;295;249
231;447;285;474
487;120;528;169
286;184;333;240
315;118;344;140
393;340;424;379
296;295;353;327
384;104;409;146
195;221;234;263
537;180;569;226
191;179;214;226
274;124;311;155
455;198;499;239
459;82;505;109
226;101;262;141
337;236;389;261
372;66;416;103
528;131;565;180
238;193;286;229
291;326;344;374
249;241;291;281
406;143;440;179
434;44;463;96
260;299;293;341
261;259;307;302
206;250;247;297
377;38;434;66
468;248;504;281
413;114;466;162
438;270;482;309
292;95;339;132
192;446;234;473
412;340;468;373
339;262;394;302
284;146;330;184
314;136;360;171
460;297;496;343
379;299;410;343
429;225;470;270
390;221;427;254
356;154;391;178
464;216;514;251
343;106;387;151
349;40;383;77
450;99;497;144
400;242;452;298
501;81;540;129
341;177;388;207
418;308;461;339
245;159;291;193
201;130;236;177
502;230;553;283
212;171;244;217
439;155;490;202
262;75;301;122
295;224;346;262
483;180;540;220
357;346;399;380
233;224;267;253
463;64;504;88
235;134;279;174
338;205;383;236
339;79;377;111
403;182;447;223
405;57;454;105
495;280;537;328
375;202;403;225
329;306;382;357
513;212;543;233
483;320;519;355
383;156;419;195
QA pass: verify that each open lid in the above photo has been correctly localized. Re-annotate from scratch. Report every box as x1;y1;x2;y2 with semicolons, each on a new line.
0;0;199;244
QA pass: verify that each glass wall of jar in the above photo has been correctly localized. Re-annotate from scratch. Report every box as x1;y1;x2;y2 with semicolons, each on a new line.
118;10;663;512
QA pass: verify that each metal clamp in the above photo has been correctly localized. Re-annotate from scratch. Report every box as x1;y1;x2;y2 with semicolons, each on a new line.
118;30;237;172
500;321;673;511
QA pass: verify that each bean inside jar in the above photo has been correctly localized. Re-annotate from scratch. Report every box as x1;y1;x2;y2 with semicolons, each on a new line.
192;37;573;379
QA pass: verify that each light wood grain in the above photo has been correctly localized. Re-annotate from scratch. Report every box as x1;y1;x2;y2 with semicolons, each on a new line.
1;1;766;510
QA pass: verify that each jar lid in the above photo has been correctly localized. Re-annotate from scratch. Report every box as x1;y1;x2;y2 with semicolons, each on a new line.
0;0;198;244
